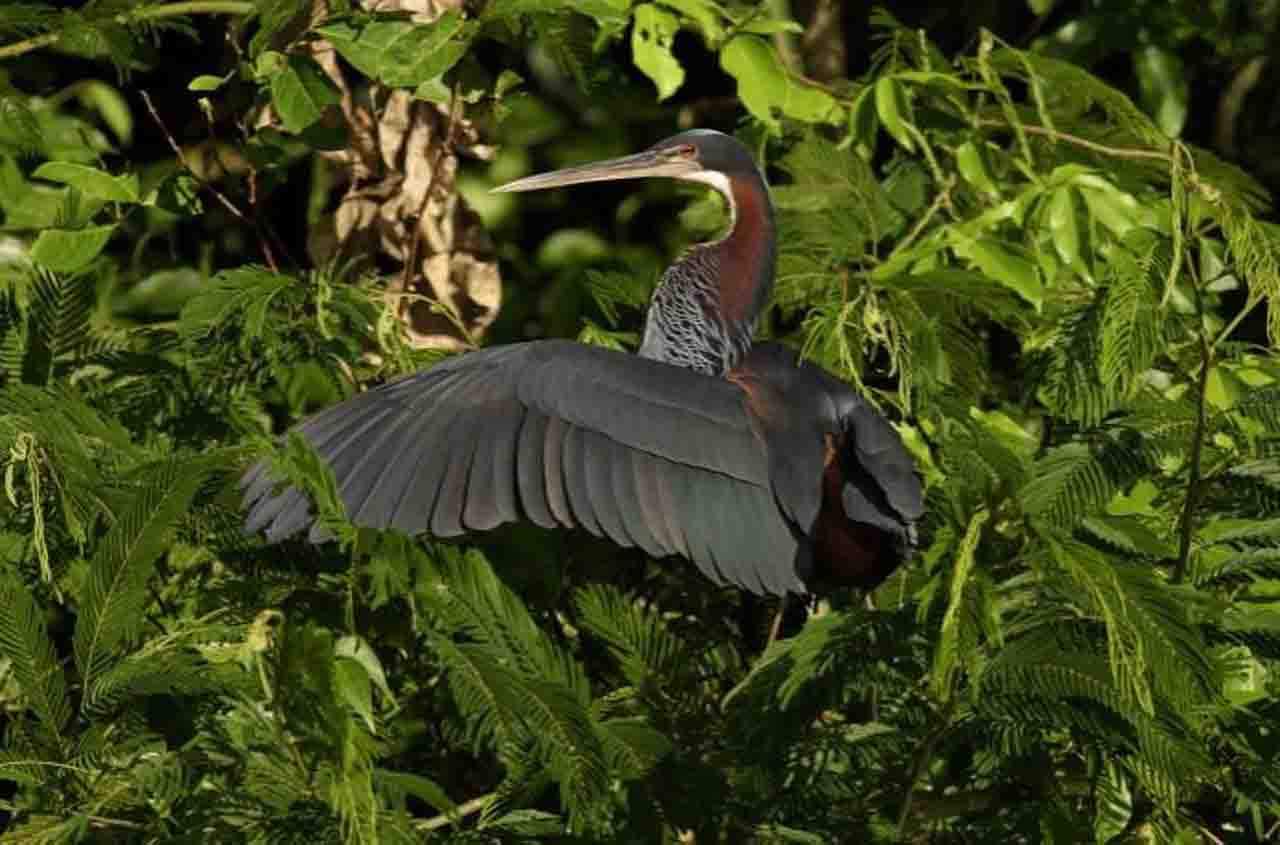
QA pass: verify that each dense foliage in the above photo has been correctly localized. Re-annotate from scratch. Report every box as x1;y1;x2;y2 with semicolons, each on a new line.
1;1;1279;841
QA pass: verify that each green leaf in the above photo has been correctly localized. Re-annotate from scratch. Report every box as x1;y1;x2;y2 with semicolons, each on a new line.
73;81;133;146
655;0;725;42
317;12;472;89
720;35;838;131
846;84;878;149
188;74;226;92
270;55;339;133
1046;187;1081;269
631;4;685;101
30;225;115;273
335;657;376;731
932;508;988;699
955;140;998;196
950;236;1042;308
1133;45;1188;138
73;459;212;692
0;575;71;745
740;18;803;36
874;77;914;152
335;634;397;707
377;769;457;816
414;76;451;104
31;162;138;203
1093;760;1132;843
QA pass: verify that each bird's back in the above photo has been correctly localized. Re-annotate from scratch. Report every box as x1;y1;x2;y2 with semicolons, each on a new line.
728;343;924;589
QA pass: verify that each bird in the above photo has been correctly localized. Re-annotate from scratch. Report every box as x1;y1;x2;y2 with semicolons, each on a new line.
241;129;924;596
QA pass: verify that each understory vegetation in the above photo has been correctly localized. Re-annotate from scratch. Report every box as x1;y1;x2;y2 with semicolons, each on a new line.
1;1;1279;841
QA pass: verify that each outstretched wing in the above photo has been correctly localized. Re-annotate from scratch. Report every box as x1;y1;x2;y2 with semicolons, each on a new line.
242;340;812;595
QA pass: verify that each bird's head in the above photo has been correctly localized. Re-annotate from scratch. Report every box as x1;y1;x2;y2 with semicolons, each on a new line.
492;129;760;196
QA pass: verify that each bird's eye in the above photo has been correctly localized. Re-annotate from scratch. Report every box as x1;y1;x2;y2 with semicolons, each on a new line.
668;144;697;160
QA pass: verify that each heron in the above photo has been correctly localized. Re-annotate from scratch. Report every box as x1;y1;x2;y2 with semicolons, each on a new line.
241;129;924;596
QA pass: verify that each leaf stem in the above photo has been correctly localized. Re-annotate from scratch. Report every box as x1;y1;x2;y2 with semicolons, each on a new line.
1175;288;1213;584
414;792;495;832
896;701;953;838
0;2;255;61
974;119;1171;163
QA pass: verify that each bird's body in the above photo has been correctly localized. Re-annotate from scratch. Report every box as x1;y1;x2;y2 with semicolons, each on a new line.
242;130;923;595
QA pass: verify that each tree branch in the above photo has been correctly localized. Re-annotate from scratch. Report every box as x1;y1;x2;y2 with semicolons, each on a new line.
1175;288;1214;584
0;2;255;61
140;90;282;271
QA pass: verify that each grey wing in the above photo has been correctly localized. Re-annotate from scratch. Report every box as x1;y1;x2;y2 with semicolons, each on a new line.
241;340;807;595
737;343;924;543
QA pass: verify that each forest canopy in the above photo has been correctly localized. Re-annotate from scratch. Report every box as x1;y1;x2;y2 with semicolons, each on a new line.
1;1;1280;842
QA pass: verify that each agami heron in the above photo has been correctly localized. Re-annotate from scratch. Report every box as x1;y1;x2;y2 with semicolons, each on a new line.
242;130;924;596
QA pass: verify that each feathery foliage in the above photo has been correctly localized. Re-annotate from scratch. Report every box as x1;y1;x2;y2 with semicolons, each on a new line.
0;1;1278;842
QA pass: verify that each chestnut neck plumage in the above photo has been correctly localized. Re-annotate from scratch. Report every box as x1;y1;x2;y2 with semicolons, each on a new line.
638;169;776;376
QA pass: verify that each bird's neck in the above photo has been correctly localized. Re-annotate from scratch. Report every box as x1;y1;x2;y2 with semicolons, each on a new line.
638;172;775;376
714;172;776;329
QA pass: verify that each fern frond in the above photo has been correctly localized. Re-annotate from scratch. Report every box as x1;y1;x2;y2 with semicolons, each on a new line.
0;576;69;749
178;265;294;347
987;49;1165;147
573;584;688;688
1035;294;1123;426
598;717;671;779
24;267;97;385
1021;443;1111;527
1099;236;1163;392
418;546;589;700
72;457;212;694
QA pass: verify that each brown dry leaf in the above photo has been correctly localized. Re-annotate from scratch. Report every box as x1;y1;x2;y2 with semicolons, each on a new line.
305;0;500;350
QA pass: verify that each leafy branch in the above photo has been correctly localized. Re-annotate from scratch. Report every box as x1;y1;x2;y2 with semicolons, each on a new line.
0;1;256;61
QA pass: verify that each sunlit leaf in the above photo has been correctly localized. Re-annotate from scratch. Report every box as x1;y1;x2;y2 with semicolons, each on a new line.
31;162;138;203
30;225;115;272
956;140;998;196
720;35;839;131
874;77;914;152
1046;187;1081;269
318;12;473;89
631;4;684;101
270;54;339;133
950;236;1042;308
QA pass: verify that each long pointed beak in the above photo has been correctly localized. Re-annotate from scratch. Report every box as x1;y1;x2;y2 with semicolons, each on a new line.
492;149;698;193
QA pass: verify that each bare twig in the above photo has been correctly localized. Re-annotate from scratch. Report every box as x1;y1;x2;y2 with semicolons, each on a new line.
896;705;953;838
140;90;280;271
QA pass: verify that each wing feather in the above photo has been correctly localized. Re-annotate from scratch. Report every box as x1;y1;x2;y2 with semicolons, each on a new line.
242;340;881;595
629;450;676;556
464;399;523;531
584;431;633;548
561;425;603;538
542;415;573;528
609;446;661;557
515;410;555;529
430;416;483;538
